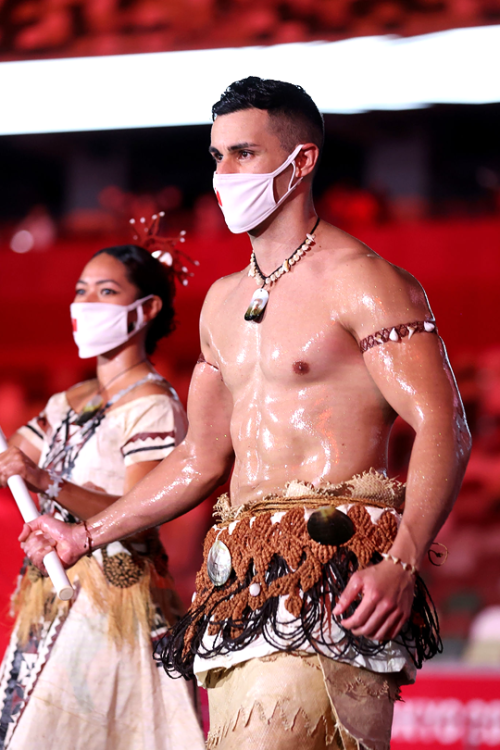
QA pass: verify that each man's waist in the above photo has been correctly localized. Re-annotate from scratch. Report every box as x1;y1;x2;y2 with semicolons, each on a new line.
217;469;405;524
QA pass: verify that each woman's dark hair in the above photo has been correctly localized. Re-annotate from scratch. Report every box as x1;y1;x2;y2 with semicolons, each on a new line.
212;76;325;156
93;244;176;355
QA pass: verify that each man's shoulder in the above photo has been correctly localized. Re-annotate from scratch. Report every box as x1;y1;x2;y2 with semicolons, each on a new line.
321;223;422;296
319;222;431;335
199;270;247;340
203;269;246;308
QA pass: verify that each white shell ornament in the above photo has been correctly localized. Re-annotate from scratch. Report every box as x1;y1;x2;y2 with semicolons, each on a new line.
249;582;261;597
244;288;269;322
207;540;232;586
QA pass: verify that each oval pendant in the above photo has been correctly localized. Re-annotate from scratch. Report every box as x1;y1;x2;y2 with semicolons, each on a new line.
307;507;355;546
207;540;232;586
244;288;269;322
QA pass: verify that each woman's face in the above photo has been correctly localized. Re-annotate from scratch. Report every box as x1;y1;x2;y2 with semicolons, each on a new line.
73;253;139;306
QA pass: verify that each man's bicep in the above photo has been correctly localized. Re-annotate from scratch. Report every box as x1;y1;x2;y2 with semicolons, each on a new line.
363;334;463;430
183;358;234;468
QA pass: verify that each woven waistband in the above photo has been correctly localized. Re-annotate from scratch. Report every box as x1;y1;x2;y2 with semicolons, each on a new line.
214;468;405;525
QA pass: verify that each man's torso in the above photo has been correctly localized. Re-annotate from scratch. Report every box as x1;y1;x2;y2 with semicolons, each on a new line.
202;224;424;506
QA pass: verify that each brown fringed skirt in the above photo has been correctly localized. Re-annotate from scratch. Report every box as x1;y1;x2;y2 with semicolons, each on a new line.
159;473;441;682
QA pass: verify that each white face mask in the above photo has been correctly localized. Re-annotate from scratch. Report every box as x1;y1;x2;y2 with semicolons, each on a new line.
70;295;153;359
213;144;304;234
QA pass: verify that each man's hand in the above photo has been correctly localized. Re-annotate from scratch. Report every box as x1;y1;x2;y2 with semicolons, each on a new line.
18;516;86;572
333;560;415;641
0;446;49;493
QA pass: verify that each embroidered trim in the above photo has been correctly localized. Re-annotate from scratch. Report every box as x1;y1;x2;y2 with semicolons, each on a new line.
359;319;437;353
121;431;175;450
122;442;175;457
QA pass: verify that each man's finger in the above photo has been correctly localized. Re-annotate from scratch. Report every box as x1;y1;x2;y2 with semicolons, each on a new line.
384;613;408;641
341;599;378;631
361;608;401;641
333;575;363;616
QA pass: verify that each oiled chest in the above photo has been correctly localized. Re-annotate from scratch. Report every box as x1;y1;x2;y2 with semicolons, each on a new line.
211;279;360;391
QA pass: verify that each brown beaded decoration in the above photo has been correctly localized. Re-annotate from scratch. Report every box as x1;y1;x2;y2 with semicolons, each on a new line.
27;560;43;583
359;319;437;354
101;548;145;588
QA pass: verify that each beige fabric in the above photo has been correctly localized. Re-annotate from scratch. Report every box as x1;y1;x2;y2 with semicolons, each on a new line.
206;653;339;750
1;589;204;750
18;389;186;490
1;389;203;750
205;652;400;750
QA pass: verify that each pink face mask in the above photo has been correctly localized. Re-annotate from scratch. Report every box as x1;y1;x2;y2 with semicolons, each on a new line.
70;296;153;359
212;144;304;234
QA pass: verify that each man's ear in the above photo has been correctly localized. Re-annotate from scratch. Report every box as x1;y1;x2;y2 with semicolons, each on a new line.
295;143;320;179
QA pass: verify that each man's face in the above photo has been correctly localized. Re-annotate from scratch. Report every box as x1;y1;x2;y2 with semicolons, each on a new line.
210;108;289;175
210;108;297;203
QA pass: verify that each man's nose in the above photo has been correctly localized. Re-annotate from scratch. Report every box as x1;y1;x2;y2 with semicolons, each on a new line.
215;158;235;175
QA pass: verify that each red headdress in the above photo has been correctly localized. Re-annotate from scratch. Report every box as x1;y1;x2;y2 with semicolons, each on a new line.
129;212;199;286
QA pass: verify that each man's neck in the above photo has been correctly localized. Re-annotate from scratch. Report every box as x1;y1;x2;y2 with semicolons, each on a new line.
249;197;318;275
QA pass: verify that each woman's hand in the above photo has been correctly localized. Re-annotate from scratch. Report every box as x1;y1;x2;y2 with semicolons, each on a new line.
18;516;87;571
0;446;49;493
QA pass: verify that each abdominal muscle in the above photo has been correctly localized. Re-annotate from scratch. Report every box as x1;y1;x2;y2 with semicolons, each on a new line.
227;376;395;507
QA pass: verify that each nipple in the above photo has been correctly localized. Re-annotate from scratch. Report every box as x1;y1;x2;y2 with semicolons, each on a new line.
293;361;310;375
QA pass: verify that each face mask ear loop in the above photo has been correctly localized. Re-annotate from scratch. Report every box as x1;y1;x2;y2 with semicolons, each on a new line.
129;299;145;334
136;302;145;331
287;160;298;192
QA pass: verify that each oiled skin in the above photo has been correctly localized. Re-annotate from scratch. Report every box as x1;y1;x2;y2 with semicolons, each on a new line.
204;239;420;503
21;108;471;641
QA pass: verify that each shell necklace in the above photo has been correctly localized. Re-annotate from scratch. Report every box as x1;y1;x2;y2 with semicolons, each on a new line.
245;217;320;322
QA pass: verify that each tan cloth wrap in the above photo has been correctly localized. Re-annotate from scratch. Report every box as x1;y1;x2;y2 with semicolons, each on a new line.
206;651;402;750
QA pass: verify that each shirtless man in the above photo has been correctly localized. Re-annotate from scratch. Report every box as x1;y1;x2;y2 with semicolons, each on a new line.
20;77;471;749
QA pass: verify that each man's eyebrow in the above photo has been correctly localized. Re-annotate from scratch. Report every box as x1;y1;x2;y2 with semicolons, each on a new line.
209;142;259;155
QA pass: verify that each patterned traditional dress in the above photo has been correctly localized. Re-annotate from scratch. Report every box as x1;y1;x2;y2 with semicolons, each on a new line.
0;377;205;750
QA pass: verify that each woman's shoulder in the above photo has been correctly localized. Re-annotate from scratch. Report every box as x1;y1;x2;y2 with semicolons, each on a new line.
113;381;187;444
65;379;98;413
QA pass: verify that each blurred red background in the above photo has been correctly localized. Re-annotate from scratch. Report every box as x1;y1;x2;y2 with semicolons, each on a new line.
2;3;500;746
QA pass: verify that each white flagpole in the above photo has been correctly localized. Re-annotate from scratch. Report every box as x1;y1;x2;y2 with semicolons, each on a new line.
0;429;73;601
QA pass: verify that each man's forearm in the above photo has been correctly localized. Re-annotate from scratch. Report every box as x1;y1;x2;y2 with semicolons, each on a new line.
83;442;231;549
389;413;471;568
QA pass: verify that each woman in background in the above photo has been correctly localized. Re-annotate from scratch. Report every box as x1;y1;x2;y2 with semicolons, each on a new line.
0;243;204;750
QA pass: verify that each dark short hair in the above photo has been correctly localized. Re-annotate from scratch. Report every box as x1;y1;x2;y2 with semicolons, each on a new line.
212;76;324;155
92;245;176;355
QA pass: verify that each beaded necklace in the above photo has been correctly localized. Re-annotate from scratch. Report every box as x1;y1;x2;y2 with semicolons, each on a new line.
245;217;320;322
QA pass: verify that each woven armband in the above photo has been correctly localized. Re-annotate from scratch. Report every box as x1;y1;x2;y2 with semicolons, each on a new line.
360;319;437;353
